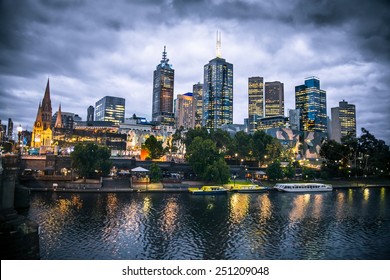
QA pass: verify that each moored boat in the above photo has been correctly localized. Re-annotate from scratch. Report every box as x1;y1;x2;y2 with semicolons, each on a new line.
274;183;332;192
230;184;268;193
188;186;228;195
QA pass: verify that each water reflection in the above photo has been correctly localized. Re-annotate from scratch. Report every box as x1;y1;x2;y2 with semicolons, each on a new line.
26;189;390;260
229;193;249;224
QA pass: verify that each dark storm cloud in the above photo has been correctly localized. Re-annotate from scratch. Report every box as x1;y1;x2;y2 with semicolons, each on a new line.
0;0;389;143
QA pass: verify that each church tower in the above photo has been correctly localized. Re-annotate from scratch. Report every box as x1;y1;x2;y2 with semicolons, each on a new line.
31;79;53;148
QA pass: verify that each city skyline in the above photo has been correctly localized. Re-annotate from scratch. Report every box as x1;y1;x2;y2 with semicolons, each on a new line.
0;0;389;144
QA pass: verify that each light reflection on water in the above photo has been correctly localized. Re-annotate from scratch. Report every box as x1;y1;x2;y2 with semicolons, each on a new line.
26;188;390;260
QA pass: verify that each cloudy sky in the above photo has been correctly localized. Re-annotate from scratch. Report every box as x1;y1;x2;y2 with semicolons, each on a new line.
1;0;389;144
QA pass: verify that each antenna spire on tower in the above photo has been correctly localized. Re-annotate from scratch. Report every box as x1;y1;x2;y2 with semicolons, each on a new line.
162;45;167;62
216;31;222;58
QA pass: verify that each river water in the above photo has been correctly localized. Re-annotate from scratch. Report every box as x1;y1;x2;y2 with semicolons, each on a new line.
25;188;390;259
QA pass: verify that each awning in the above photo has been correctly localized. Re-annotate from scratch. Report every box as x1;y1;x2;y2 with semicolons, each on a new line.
131;167;149;172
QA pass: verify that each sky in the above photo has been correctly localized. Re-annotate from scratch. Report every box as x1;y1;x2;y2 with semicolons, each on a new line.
1;0;389;144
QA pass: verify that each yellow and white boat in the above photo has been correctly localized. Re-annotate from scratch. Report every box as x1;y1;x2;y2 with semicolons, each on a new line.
188;186;228;195
230;184;268;193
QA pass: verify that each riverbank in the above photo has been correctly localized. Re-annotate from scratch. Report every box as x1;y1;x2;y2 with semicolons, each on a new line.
25;178;390;193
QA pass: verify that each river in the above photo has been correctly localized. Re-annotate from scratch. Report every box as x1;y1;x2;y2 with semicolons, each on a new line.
25;188;390;259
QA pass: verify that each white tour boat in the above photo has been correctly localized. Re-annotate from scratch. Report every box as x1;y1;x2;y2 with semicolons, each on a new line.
274;183;333;192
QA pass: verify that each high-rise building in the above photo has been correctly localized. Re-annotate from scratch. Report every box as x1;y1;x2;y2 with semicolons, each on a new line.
7;118;13;141
331;100;356;142
95;96;125;125
87;105;94;122
152;46;175;126
295;77;327;133
175;93;194;129
192;82;203;128
289;109;300;131
248;76;264;133
203;31;233;129
31;79;53;147
265;81;284;117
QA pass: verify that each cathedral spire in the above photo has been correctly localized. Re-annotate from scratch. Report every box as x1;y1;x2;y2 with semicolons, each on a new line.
54;104;63;128
35;102;42;126
41;78;52;130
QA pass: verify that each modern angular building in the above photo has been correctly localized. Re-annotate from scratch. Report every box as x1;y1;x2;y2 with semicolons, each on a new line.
295;77;327;133
248;77;264;133
203;32;233;129
152;46;175;126
95;96;125;126
192;82;203;128
265;81;284;117
175;92;194;129
331;100;356;142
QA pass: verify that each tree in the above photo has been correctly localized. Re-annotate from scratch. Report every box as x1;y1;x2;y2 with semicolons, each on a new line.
71;143;112;181
210;129;233;155
186;137;220;179
252;130;273;166
234;131;253;160
143;135;164;160
320;139;348;177
266;160;284;181
284;163;296;179
183;127;209;148
203;158;230;184
266;138;283;162
149;163;162;183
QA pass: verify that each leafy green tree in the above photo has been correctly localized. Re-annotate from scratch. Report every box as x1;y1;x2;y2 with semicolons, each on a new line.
203;158;230;184
359;128;390;176
284;163;296;179
266;138;283;162
143;135;164;160
234;131;253;160
210;129;233;155
266;160;284;181
183;127;209;148
149;163;162;183
71;143;112;181
320;139;348;177
186;136;220;180
252;130;273;166
302;167;317;180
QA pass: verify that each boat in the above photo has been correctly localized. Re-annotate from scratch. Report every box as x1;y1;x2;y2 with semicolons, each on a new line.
230;184;268;193
274;183;333;192
188;186;228;195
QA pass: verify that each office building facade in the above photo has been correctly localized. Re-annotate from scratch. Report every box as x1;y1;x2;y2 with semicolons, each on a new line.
152;46;175;126
265;81;284;117
331;100;356;142
203;33;233;129
192;82;203;128
95;96;125;126
175;93;194;129
295;77;327;133
248;76;264;133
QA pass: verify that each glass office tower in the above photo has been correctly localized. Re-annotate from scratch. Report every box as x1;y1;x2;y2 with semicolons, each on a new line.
248;76;264;133
152;46;175;126
295;77;327;133
95;96;125;125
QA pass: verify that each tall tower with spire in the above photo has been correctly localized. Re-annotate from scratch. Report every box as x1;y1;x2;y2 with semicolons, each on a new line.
31;79;53;148
152;46;175;126
203;31;233;129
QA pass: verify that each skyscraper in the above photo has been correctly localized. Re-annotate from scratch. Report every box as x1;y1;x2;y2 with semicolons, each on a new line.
331;100;356;142
152;46;175;126
87;105;94;122
7;118;13;141
248;76;264;133
192;82;203;128
295;77;327;133
175;93;194;129
265;81;284;117
203;32;233;129
95;96;125;125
